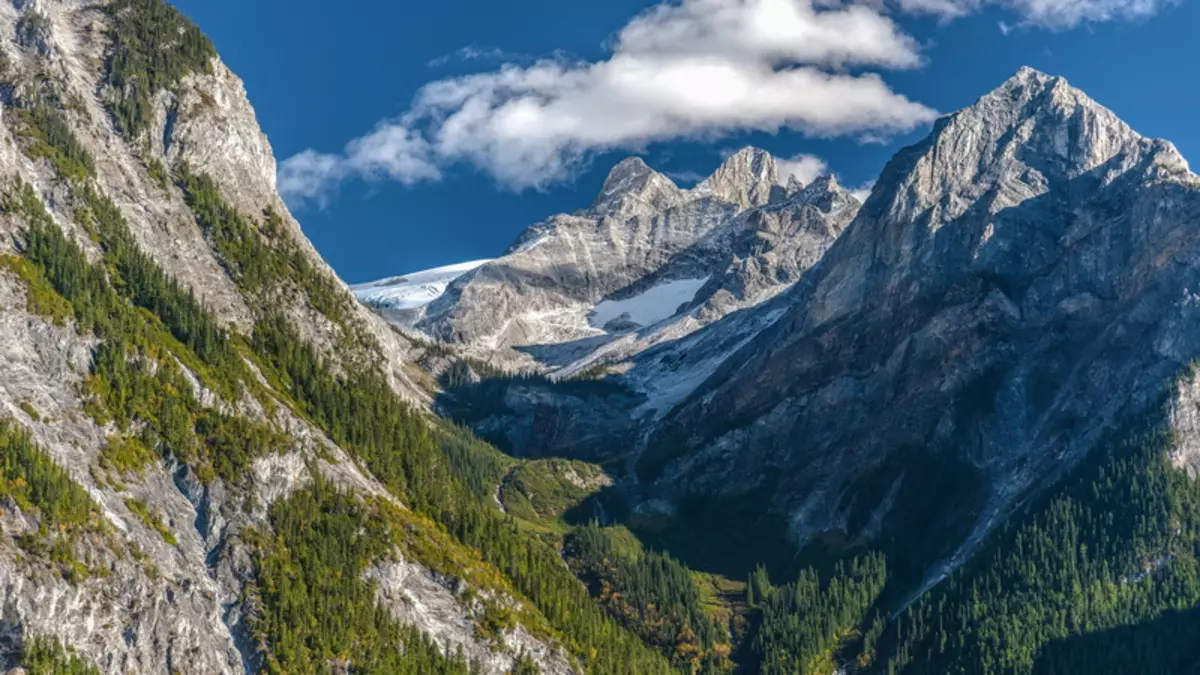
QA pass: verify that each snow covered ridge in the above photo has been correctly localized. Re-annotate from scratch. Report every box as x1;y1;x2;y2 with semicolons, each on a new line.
590;277;710;330
353;259;492;311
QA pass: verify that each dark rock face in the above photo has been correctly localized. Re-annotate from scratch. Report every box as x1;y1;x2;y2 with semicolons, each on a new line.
645;68;1200;577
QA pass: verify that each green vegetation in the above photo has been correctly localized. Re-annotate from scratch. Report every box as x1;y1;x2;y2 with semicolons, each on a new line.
145;156;170;191
249;474;468;675
882;419;1200;675
18;400;43;422
124;497;177;545
193;412;290;485
0;253;74;326
250;315;676;674
566;522;735;672
0;421;99;582
500;459;610;524
15;106;95;182
749;554;887;674
99;433;158;477
77;183;236;377
103;0;216;139
178;170;350;324
7;182;282;485
0;421;95;530
19;636;100;675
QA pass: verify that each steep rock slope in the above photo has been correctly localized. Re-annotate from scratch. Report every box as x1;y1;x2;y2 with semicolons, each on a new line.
0;2;679;674
644;67;1200;579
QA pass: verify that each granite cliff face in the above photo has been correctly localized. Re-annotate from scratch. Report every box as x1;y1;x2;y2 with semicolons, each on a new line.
0;1;574;672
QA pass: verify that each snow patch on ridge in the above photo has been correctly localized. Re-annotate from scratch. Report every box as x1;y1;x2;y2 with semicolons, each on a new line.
353;260;492;311
590;277;709;330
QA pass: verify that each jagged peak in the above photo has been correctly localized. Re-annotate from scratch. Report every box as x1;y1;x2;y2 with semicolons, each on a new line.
868;66;1191;233
945;66;1143;169
693;147;782;209
805;173;841;192
785;173;857;213
593;156;682;215
785;174;805;195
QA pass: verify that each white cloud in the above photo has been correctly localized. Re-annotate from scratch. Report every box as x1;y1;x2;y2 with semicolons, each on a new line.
776;154;829;185
1009;0;1172;27
279;123;439;206
665;169;709;185
896;0;1175;28
849;179;876;202
280;0;937;203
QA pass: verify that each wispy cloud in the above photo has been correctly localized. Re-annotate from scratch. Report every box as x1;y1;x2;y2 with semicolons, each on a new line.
897;0;1177;28
280;0;936;205
427;45;534;68
665;170;709;186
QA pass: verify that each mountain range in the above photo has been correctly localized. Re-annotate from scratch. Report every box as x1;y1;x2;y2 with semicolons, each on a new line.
1;2;1199;673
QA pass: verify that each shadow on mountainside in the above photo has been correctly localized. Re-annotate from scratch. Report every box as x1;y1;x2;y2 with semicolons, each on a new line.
1030;605;1200;675
438;140;1200;610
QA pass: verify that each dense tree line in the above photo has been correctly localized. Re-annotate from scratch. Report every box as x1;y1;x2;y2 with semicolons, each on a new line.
0;421;96;531
565;522;735;673
749;554;887;674
16;106;96;182
79;184;233;372
0;421;98;582
9;182;282;485
882;421;1200;675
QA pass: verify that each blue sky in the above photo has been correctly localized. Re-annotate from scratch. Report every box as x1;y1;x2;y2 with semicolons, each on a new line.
172;0;1197;284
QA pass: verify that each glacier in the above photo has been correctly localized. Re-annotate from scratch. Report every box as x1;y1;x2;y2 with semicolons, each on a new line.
353;259;493;311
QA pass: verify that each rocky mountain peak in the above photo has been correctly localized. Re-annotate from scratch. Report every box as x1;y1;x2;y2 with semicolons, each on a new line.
948;66;1146;174
873;66;1180;230
787;173;858;214
592;156;683;216
694;147;783;209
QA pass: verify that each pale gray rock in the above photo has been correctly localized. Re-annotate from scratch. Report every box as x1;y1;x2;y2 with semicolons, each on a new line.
691;147;784;209
366;559;575;675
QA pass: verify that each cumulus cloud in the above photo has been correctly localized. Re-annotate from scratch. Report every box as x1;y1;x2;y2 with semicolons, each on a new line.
897;0;1176;27
280;0;937;203
776;154;830;186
